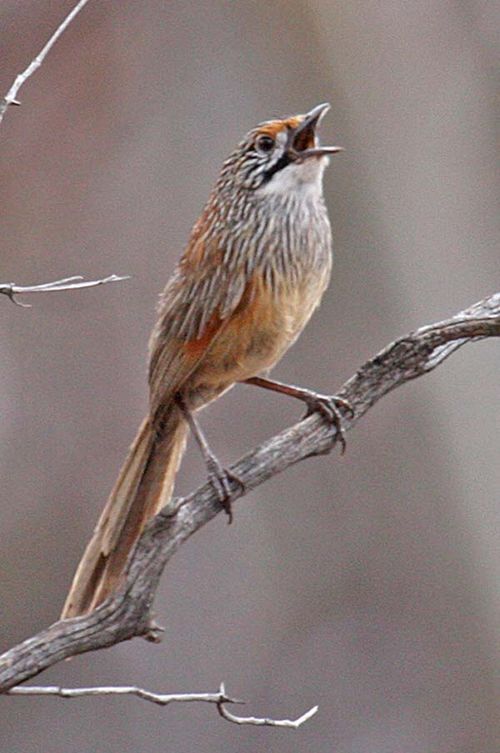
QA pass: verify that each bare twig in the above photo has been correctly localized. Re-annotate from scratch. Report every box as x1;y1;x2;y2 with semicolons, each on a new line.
0;0;92;127
6;681;316;728
217;704;319;728
0;275;129;307
0;293;498;699
6;682;240;706
217;683;318;728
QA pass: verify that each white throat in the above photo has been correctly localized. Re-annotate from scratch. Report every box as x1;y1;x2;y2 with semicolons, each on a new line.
257;156;328;200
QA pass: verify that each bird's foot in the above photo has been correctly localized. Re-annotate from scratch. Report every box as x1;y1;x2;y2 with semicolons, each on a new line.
206;455;245;524
303;392;354;454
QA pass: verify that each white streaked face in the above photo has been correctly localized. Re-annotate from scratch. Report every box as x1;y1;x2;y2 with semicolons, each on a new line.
254;125;329;198
224;105;338;192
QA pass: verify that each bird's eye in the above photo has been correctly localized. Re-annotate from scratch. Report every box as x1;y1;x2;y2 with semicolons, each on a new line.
256;135;275;153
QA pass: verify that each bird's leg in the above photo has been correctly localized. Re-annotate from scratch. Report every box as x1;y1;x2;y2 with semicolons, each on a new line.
175;395;244;523
243;376;353;454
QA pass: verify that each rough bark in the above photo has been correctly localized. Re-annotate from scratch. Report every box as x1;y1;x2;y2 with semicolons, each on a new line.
0;292;498;692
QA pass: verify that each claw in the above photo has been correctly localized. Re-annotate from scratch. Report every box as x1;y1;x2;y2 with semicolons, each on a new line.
333;396;355;418
206;457;245;523
304;394;352;454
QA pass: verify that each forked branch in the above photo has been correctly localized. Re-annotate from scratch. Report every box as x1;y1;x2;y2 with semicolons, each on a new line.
0;292;498;715
7;682;317;728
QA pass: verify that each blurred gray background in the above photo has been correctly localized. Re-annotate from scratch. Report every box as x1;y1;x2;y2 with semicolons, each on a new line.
0;2;498;752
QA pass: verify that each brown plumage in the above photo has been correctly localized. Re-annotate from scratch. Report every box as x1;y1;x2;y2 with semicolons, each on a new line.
61;103;343;618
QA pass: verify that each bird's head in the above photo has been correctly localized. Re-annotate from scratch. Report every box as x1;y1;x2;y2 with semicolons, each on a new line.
221;103;342;194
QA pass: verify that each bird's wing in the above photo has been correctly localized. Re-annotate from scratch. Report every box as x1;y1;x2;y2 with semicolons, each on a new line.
148;230;253;419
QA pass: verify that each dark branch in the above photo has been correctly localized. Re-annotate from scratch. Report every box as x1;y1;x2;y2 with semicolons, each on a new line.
0;293;498;693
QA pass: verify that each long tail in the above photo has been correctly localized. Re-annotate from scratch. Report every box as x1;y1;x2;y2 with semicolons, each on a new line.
61;405;187;618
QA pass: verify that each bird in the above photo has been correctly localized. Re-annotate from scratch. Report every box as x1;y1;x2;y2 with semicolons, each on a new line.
61;102;349;619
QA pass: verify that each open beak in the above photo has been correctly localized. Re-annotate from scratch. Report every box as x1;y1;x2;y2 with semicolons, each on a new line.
289;102;343;160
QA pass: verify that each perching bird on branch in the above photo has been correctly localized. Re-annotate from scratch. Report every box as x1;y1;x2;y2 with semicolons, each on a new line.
61;103;349;618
